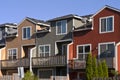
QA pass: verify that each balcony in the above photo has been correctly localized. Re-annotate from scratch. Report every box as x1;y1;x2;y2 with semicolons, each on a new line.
98;57;115;68
32;55;67;67
1;58;29;69
69;57;115;69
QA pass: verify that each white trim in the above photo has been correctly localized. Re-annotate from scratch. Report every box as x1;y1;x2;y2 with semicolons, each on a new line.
92;5;120;18
38;44;51;57
76;44;91;59
99;16;114;34
7;48;18;60
22;26;32;40
56;20;67;35
37;22;50;27
98;42;115;58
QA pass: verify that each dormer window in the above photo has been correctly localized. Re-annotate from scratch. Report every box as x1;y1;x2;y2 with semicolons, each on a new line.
22;27;31;40
56;20;67;35
100;16;114;33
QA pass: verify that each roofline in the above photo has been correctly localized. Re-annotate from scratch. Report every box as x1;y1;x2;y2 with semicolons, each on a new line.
47;14;83;21
74;28;93;32
37;22;50;26
92;5;120;18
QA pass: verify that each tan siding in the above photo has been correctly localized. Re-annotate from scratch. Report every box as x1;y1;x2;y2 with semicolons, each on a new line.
74;18;84;28
1;47;6;60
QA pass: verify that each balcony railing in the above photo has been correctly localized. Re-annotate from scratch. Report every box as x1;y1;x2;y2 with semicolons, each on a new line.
32;55;67;67
69;57;114;69
1;58;29;68
98;57;114;68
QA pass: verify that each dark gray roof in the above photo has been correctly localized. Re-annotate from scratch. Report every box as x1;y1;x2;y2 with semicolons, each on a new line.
81;14;93;19
26;17;50;26
47;14;82;21
0;23;17;28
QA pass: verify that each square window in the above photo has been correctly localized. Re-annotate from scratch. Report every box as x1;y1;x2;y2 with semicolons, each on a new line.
39;45;50;57
56;20;67;35
8;48;17;60
100;16;114;33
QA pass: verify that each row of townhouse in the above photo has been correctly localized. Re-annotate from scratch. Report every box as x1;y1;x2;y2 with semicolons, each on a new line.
0;5;120;80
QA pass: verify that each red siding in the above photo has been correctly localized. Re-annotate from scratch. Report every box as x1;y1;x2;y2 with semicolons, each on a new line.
117;45;120;72
73;8;120;58
69;43;74;60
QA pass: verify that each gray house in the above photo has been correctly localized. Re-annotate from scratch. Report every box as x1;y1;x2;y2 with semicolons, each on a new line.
33;14;85;80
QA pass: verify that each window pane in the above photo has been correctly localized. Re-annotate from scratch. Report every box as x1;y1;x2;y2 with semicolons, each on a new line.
107;17;113;31
27;28;30;39
85;45;90;53
45;46;49;52
101;18;106;32
57;22;61;34
108;44;114;57
13;49;16;55
100;44;107;57
39;46;44;53
78;46;83;54
62;20;66;34
23;28;26;38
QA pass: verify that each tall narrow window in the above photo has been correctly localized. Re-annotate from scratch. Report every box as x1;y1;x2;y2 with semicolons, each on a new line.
22;27;31;39
8;48;17;60
77;44;91;60
100;16;113;33
56;20;67;35
39;44;50;57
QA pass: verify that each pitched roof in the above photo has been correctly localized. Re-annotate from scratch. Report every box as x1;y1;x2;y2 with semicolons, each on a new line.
92;5;120;18
26;17;50;26
47;14;83;21
0;23;17;28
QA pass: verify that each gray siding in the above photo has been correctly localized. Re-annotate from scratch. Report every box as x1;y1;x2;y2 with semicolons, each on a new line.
0;28;5;46
36;18;73;56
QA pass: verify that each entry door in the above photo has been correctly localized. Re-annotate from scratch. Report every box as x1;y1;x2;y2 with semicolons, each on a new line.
62;44;67;55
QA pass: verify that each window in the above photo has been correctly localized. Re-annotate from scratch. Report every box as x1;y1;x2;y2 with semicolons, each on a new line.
8;48;17;60
99;42;115;58
77;44;91;60
100;16;114;33
56;20;67;35
39;44;50;57
22;27;31;40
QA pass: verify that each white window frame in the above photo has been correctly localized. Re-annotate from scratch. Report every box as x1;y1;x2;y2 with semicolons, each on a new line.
56;20;67;35
98;42;115;58
77;44;91;59
99;16;114;34
38;44;51;57
22;26;31;40
7;48;18;60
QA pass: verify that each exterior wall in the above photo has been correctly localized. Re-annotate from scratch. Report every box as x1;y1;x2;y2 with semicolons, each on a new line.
1;47;6;60
73;8;120;58
36;18;73;56
6;19;36;59
73;18;84;28
69;43;74;60
117;44;120;72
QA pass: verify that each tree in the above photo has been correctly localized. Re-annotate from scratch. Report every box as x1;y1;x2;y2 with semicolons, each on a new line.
86;53;93;80
92;56;98;78
97;61;103;77
102;60;108;78
22;70;38;80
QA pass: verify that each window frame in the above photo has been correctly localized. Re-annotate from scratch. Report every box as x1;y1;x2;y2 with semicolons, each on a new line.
77;44;91;59
22;26;31;40
56;20;67;35
99;16;114;34
38;44;51;57
98;42;115;58
7;48;18;60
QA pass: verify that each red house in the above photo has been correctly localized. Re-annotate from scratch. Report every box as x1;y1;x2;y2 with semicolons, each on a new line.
69;5;120;80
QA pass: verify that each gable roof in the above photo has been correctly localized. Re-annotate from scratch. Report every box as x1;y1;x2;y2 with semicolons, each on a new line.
92;5;120;18
47;14;83;21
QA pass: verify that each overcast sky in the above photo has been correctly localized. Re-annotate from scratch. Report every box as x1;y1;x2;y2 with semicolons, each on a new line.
0;0;120;24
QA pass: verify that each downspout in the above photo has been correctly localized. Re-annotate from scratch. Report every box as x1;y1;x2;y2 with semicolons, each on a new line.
67;42;73;80
115;43;119;71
